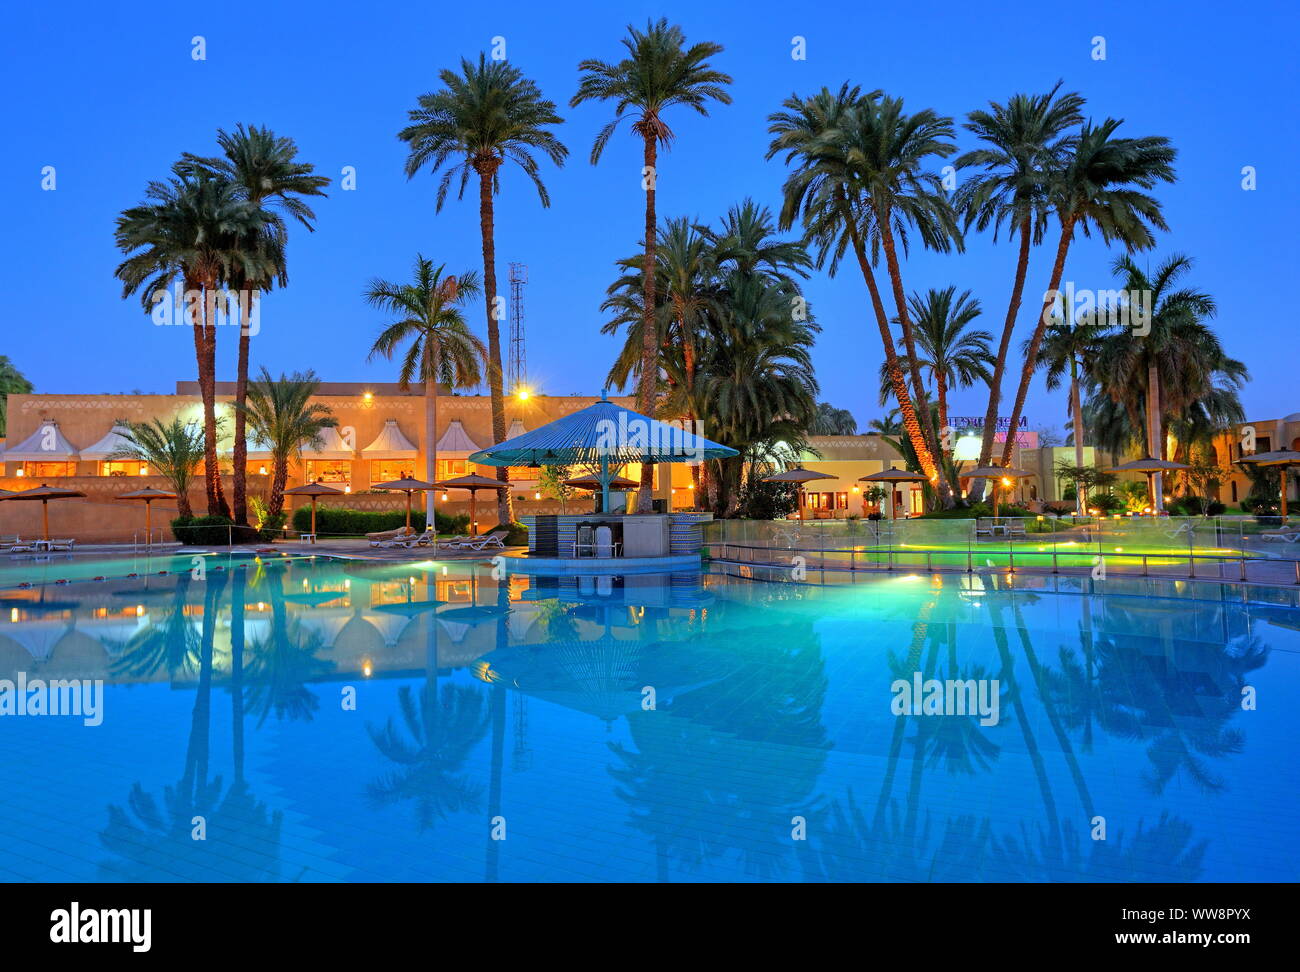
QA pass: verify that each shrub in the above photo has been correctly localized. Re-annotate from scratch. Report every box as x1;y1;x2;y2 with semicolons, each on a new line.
171;515;258;545
1088;492;1125;513
1167;494;1227;517
734;479;799;520
500;521;529;546
289;505;469;537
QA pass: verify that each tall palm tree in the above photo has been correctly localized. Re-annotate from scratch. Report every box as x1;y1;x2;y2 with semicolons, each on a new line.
876;287;990;443
954;84;1085;493
767;86;942;492
999;119;1177;469
1032;313;1112;511
113;417;206;518
115;167;271;516
365;259;486;523
239;368;337;519
0;356;33;437
573;18;732;511
399;54;567;527
183;125;329;527
1090;254;1238;507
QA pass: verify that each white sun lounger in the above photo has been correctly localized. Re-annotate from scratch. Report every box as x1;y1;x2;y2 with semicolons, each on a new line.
457;530;509;552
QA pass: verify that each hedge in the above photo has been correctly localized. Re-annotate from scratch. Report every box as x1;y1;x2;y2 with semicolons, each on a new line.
171;515;260;545
289;505;470;537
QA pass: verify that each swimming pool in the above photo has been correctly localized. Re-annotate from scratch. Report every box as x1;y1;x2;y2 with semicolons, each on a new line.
1;554;1296;882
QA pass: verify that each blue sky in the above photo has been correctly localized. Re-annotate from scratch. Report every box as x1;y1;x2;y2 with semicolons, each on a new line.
4;0;1297;435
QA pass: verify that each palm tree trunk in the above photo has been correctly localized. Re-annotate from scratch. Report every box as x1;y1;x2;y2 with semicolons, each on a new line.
191;280;221;516
1071;358;1086;514
1000;218;1075;468
936;372;949;453
878;220;952;505
842;200;936;483
1147;362;1163;511
268;455;288;519
636;134;659;514
425;344;439;528
974;217;1033;501
232;297;251;526
476;162;514;527
680;306;700;496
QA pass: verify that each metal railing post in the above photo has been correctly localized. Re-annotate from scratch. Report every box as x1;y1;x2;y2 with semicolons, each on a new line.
1142;554;1148;577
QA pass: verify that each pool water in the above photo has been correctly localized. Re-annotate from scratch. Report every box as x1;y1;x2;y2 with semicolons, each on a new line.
1;555;1296;882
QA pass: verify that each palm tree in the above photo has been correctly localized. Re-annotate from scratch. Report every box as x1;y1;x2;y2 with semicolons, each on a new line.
700;197;812;286
1032;313;1112;512
999;119;1177;469
115;167;272;516
697;272;819;512
877;287;990;443
399;54;567;528
113;417;206;517
573;18;732;511
365;258;486;523
0;356;33;437
1090;254;1240;507
847;96;963;500
811;403;858;435
239;368;337;519
767;86;942;492
954;84;1085;492
183;125;329;527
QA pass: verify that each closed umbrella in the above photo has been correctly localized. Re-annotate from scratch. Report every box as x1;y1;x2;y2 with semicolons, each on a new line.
372;477;438;532
563;472;638;513
284;480;344;541
859;467;929;519
0;484;87;541
1236;449;1300;519
1107;457;1188;514
761;467;835;521
115;487;178;546
960;465;1035;520
433;473;509;536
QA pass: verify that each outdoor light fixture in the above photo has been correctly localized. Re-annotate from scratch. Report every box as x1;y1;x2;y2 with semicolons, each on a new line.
15;469;23;477
362;391;373;402
515;387;532;402
259;466;267;475
534;491;541;500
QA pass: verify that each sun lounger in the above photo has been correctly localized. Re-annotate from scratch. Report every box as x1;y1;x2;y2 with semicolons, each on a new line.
1260;526;1300;543
458;530;509;552
1006;522;1028;541
434;535;472;551
367;527;413;548
46;539;77;552
6;539;35;554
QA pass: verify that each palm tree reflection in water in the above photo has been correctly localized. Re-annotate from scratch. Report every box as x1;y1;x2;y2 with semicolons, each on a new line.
100;567;284;881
